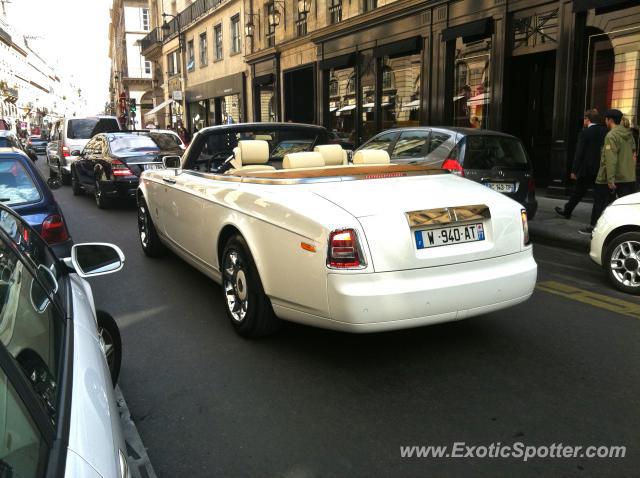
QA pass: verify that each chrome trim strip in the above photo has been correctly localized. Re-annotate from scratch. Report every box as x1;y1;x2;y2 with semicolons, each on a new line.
406;204;490;227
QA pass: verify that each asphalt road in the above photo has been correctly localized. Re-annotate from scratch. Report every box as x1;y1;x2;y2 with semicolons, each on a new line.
38;158;639;477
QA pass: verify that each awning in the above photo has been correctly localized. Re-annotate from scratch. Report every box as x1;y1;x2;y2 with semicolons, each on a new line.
401;99;420;110
144;98;173;117
373;36;423;59
467;93;490;106
319;53;357;71
573;0;634;13
442;18;494;43
337;104;356;112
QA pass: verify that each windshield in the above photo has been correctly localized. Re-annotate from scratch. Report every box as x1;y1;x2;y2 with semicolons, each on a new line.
68;118;120;139
0;159;41;206
109;135;161;153
462;136;530;170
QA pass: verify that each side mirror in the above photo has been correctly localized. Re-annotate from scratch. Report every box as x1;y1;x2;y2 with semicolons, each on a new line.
70;150;81;156
162;155;181;169
47;177;62;190
70;243;125;278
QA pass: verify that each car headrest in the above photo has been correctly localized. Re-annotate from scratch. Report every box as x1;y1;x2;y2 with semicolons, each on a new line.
283;152;325;169
237;140;269;165
352;149;391;165
314;144;346;166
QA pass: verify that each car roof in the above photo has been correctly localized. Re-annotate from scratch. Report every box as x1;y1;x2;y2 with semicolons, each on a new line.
0;130;16;137
379;126;519;139
0;147;26;155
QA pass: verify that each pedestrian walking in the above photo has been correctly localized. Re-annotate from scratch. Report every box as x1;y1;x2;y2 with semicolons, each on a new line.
579;109;637;235
555;109;606;220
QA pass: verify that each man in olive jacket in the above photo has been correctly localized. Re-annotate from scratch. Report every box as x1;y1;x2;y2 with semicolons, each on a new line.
581;109;637;234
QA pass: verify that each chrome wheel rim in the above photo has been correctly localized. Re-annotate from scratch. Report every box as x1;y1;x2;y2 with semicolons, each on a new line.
98;326;115;372
223;250;249;322
610;240;640;288
138;203;149;247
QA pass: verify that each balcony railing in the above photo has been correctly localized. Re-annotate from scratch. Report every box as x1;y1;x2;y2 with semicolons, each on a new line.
161;0;225;39
140;27;161;52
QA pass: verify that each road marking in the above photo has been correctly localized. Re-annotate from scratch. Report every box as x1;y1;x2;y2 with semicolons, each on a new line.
536;280;640;320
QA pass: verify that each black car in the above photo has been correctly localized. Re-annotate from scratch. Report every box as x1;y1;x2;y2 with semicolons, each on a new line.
0;131;38;162
26;135;48;155
358;127;538;219
0;147;73;257
71;132;183;208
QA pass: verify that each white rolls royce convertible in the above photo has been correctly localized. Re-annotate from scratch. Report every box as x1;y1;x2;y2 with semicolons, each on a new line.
137;123;537;337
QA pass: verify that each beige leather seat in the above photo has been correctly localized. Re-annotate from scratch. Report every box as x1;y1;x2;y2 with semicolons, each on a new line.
282;152;325;169
228;140;275;173
314;144;348;166
352;149;391;165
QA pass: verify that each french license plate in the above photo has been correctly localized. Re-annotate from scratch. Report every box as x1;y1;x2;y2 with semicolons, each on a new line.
143;163;162;170
415;223;485;249
486;182;515;193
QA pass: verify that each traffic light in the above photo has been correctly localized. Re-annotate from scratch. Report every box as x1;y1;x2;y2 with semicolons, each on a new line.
129;99;136;112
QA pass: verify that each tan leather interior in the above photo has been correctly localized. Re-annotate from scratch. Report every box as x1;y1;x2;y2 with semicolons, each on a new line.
229;140;275;173
313;144;347;166
352;149;391;165
283;152;325;169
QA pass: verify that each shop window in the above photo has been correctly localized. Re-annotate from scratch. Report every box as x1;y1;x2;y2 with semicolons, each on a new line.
221;94;242;124
381;53;421;130
513;8;559;55
189;100;208;132
214;24;223;60
328;77;339;97
231;15;241;54
585;25;640;130
199;32;208;66
452;38;490;128
363;0;377;13
329;0;342;24
187;40;195;71
258;84;276;122
328;67;356;144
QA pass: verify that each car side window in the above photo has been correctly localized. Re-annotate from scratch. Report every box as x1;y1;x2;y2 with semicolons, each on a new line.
428;132;452;154
392;130;430;160
0;234;65;425
361;131;398;153
0;366;47;477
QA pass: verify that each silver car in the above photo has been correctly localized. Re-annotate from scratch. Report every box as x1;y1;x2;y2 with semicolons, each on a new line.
0;204;129;477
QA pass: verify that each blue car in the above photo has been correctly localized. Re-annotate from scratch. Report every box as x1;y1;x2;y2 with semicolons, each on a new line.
0;146;72;256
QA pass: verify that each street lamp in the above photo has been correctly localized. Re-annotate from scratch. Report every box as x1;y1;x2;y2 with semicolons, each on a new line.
268;1;285;29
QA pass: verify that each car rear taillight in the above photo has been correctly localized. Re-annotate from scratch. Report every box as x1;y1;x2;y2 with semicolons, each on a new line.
327;228;365;269
111;159;134;177
61;146;70;157
521;209;530;245
41;214;70;245
528;178;536;193
442;158;464;176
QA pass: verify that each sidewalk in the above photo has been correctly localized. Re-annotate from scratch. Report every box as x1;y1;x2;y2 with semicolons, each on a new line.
529;194;592;252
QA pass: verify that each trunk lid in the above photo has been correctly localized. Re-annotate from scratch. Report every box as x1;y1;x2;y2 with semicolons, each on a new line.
118;152;165;177
308;174;524;272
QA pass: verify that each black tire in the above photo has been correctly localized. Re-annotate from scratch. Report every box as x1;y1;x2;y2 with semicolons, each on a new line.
137;196;166;257
604;232;640;295
71;166;82;196
94;177;111;209
221;234;281;337
96;311;122;387
61;169;71;186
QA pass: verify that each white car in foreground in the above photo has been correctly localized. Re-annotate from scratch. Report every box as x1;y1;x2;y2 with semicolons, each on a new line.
0;204;129;477
590;192;640;294
137;123;537;337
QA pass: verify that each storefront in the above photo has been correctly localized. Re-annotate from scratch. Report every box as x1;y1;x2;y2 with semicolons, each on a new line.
185;72;246;133
249;56;280;123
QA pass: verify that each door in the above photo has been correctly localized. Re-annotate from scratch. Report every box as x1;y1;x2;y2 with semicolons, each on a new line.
76;137;98;187
503;51;556;187
284;66;315;124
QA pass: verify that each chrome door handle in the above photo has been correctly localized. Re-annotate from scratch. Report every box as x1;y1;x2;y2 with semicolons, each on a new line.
162;177;177;184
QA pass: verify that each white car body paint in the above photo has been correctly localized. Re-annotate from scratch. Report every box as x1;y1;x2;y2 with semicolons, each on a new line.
590;192;640;265
139;168;537;332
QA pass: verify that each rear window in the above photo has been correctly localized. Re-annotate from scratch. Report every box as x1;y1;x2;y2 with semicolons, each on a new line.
109;135;160;153
67;118;120;139
0;159;41;206
147;132;183;151
462;136;529;170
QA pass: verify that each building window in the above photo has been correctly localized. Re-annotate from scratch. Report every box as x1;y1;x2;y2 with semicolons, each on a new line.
141;8;150;31
214;24;223;60
167;50;180;76
453;38;490;128
382;66;395;90
231;15;241;54
513;8;559;54
199;32;208;66
266;3;276;47
144;61;152;75
329;76;338;97
329;0;342;24
363;0;377;13
347;73;356;94
328;67;356;143
380;54;421;130
187;40;195;71
296;11;307;37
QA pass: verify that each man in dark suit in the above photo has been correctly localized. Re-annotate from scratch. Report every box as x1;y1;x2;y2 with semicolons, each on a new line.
555;109;607;222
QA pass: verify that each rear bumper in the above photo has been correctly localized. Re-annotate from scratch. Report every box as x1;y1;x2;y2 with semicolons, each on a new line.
323;249;537;332
101;178;139;199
